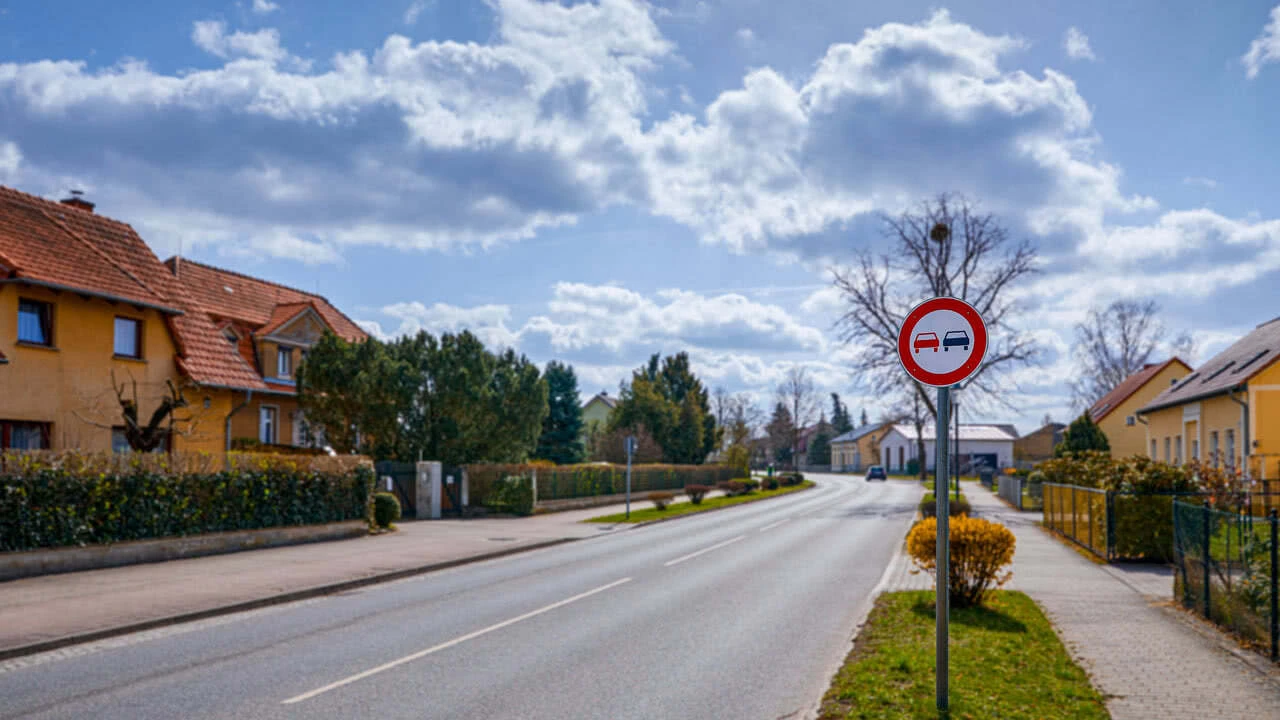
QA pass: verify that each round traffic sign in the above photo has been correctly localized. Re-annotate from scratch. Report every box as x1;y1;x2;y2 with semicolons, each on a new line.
897;297;987;387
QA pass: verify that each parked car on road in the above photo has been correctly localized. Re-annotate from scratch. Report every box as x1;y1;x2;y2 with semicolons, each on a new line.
865;465;887;481
913;332;939;353
943;330;970;351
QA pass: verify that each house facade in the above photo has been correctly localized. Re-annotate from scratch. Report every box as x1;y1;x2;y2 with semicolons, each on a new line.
1138;318;1280;479
0;185;364;454
581;391;616;438
164;258;368;450
1013;422;1065;467
830;423;891;472
1088;358;1192;458
876;423;1017;474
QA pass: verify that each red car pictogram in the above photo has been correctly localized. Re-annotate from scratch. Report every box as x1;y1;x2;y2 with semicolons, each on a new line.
913;332;939;353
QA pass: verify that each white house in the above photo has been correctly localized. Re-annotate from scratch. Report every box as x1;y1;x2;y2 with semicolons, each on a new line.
877;423;1018;474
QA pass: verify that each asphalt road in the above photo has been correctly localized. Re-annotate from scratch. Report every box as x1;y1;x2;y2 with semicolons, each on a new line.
0;474;922;720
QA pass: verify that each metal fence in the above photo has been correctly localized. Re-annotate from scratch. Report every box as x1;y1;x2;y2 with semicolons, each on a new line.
1043;483;1109;558
463;463;737;504
997;475;1043;511
1173;501;1278;662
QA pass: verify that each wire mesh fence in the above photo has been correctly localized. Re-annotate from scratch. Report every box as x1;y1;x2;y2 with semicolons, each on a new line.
997;475;1043;511
1173;501;1278;662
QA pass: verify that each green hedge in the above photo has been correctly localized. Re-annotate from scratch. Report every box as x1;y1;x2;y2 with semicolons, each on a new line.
482;475;534;516
465;463;736;503
0;451;375;552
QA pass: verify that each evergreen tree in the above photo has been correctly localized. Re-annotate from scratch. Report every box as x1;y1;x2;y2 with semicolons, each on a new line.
1054;412;1111;457
830;393;854;434
610;352;718;464
766;402;795;466
808;430;832;465
534;361;585;464
860;408;869;427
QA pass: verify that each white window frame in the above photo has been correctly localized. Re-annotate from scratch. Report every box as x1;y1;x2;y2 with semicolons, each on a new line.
259;405;279;445
277;347;294;379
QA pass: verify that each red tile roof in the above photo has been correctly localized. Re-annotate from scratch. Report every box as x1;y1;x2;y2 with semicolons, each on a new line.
258;301;318;338
0;185;266;391
1089;358;1190;423
165;258;366;342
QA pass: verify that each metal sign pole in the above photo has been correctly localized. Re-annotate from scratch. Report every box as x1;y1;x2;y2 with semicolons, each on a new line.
625;436;634;520
936;385;951;713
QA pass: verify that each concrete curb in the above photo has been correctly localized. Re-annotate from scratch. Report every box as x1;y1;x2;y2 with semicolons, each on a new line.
587;482;818;530
0;537;577;662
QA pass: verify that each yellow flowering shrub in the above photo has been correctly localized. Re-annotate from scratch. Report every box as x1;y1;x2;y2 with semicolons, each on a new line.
907;516;1016;607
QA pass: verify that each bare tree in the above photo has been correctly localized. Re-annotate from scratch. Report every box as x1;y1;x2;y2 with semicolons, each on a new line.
1068;299;1196;410
711;386;763;449
76;370;197;451
832;193;1040;417
776;366;819;461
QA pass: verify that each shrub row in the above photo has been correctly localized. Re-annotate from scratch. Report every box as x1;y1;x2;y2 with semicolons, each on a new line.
465;463;736;504
0;451;375;552
919;496;972;518
481;475;535;516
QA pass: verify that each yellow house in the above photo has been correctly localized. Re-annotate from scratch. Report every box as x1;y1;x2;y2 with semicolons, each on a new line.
581;391;616;439
165;259;368;450
830;422;891;472
1088;357;1193;458
1138;318;1280;480
0;185;365;455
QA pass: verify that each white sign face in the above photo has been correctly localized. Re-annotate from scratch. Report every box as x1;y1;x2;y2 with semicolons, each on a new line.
897;297;988;388
906;309;974;375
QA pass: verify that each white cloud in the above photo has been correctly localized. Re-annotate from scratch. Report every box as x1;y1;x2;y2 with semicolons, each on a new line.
404;0;430;25
0;140;21;181
1062;26;1095;61
379;301;520;347
190;20;304;68
1243;5;1280;78
736;28;755;47
1182;176;1218;189
252;0;280;14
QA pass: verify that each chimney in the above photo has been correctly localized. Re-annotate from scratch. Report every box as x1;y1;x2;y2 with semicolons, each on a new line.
60;190;95;213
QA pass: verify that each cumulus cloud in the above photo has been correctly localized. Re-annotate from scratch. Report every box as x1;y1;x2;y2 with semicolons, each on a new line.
191;20;297;66
1062;27;1095;61
736;28;755;47
1182;176;1218;189
0;140;20;181
1243;5;1280;78
379;301;521;348
252;0;280;14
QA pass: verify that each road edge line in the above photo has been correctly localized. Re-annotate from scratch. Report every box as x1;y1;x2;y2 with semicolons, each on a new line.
0;537;579;663
592;481;822;530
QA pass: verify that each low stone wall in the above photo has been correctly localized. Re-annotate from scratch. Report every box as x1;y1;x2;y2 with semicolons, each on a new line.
0;521;368;581
536;488;723;513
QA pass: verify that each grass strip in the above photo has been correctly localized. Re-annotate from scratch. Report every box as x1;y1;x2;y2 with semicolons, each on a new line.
584;481;814;523
817;590;1109;720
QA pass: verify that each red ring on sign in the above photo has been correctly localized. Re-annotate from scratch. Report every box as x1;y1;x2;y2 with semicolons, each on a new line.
896;296;988;388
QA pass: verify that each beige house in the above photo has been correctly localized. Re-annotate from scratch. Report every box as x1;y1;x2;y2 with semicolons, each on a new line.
581;391;616;438
830;423;891;472
1088;358;1193;459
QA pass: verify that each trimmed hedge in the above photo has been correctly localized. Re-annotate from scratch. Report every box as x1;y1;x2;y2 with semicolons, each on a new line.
373;492;402;528
482;475;534;516
465;463;736;504
0;451;375;552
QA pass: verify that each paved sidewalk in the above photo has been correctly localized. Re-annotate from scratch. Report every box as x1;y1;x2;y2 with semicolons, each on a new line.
0;493;694;657
961;489;1280;720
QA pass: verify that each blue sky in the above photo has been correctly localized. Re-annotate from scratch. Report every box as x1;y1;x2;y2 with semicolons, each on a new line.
3;0;1280;435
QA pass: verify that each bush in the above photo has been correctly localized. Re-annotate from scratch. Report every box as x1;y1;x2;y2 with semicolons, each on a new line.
779;473;802;487
685;484;710;504
764;477;780;491
919;496;971;518
907;516;1016;608
482;474;535;516
373;492;402;528
648;491;675;510
739;478;760;493
0;451;374;551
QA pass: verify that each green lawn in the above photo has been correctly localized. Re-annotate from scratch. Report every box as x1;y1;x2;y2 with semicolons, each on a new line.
817;590;1109;720
584;481;814;523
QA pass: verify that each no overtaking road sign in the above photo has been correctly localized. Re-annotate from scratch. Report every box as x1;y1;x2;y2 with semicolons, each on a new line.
896;296;988;388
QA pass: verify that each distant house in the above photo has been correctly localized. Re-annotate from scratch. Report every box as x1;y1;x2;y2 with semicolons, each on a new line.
830;423;892;472
1088;358;1192;458
1013;422;1066;467
796;420;835;461
876;423;1017;474
581;391;617;438
1138;317;1280;478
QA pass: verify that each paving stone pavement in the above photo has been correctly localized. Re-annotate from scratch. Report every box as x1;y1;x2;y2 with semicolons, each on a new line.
960;488;1280;719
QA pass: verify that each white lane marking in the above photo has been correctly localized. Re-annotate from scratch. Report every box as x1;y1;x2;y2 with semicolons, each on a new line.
758;519;790;533
662;535;746;567
281;577;633;704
